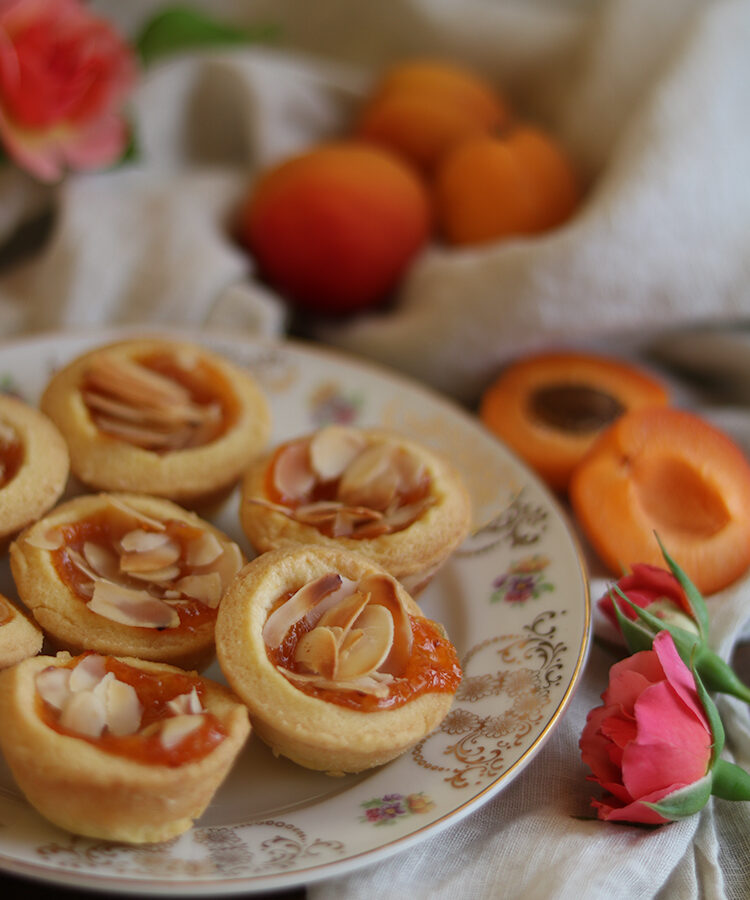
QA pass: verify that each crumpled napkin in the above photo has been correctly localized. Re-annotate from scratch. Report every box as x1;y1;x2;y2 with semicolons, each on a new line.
0;0;747;407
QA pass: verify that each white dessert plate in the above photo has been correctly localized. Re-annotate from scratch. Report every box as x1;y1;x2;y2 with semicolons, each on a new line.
0;329;590;896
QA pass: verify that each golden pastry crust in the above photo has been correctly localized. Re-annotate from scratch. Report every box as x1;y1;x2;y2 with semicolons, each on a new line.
240;426;472;594
40;337;271;506
215;546;460;775
0;652;250;843
10;492;245;671
0;593;43;668
0;394;69;542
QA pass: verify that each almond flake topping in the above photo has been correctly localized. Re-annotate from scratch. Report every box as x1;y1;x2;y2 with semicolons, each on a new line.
261;426;433;538
268;571;413;696
36;656;208;750
83;353;223;452
58;501;242;628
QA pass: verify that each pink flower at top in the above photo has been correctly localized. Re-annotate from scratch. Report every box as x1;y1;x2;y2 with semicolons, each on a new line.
0;0;137;182
580;631;712;824
598;563;698;635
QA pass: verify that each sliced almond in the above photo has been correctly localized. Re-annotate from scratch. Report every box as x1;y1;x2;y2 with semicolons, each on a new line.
60;690;107;738
294;626;339;678
159;714;204;750
210;541;243;589
101;677;143;736
277;667;393;697
338;443;399;511
120;536;181;573
272;440;316;501
336;604;394;680
86;354;192;409
25;527;64;551
105;496;167;532
318;589;371;636
35;666;72;711
88;581;180;629
262;573;343;649
120;529;172;554
127;563;181;584
167;687;204;716
69;653;108;692
309;426;366;481
185;531;224;567
359;574;413;676
173;572;223;608
392;446;427;493
83;542;121;581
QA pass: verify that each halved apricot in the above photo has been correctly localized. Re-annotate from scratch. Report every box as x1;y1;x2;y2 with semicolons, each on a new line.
569;407;750;595
479;352;669;492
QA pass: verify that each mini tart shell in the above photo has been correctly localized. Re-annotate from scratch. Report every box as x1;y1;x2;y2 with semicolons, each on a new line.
0;653;251;843
0;593;43;668
39;337;271;507
215;545;458;775
10;492;245;671
239;428;472;594
0;394;69;543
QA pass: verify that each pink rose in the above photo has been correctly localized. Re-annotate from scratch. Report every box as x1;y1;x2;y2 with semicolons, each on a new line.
598;563;698;635
0;0;137;182
580;631;713;824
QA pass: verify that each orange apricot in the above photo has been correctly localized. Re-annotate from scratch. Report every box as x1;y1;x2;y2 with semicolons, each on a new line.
569;407;750;595
480;352;669;493
355;59;509;173
433;127;579;246
238;141;431;316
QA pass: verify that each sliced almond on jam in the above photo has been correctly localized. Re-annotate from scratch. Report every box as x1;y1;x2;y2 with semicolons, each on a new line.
119;535;181;573
86;354;192;410
318;589;371;636
173;572;223;607
82;542;121;581
210;542;243;589
273;439;316;501
336;604;394;680
99;676;142;736
127;563;181;584
25;527;64;551
120;529;172;554
359;574;413;676
88;581;180;629
308;425;366;481
185;531;224;567
59;690;107;739
105;497;167;531
263;573;343;648
294;625;339;678
338;443;400;511
36;666;72;710
167;687;204;716
159;713;204;749
69;653;108;692
277;667;393;697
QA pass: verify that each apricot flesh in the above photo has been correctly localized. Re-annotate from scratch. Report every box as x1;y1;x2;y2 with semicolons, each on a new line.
569;407;750;595
433;127;579;246
479;352;669;492
239;142;431;316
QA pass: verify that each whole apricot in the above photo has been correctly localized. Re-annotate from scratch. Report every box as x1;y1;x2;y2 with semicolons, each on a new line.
433;127;579;246
239;142;431;315
356;59;509;173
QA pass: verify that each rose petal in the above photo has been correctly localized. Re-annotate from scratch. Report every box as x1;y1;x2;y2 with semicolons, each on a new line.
653;630;710;729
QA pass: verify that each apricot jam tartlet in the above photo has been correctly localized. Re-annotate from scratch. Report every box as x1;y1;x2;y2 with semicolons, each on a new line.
240;425;472;594
215;546;461;775
0;652;250;842
10;493;245;671
40;337;271;506
0;394;69;543
0;592;43;669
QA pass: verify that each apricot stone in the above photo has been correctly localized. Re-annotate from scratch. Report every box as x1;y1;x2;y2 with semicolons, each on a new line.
434;127;579;246
239;142;431;316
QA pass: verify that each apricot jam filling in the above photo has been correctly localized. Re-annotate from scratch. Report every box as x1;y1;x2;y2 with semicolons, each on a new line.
0;420;23;488
36;654;226;766
263;572;461;711
253;425;434;539
44;498;242;633
81;349;240;453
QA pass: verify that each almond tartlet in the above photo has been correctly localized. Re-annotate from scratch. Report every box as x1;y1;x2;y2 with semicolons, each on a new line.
0;652;250;843
39;337;271;507
0;393;69;543
10;493;245;671
215;545;462;775
239;425;472;594
0;592;43;668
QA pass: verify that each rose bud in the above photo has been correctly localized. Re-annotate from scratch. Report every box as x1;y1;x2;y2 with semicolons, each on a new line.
605;538;750;704
580;631;750;824
0;0;137;182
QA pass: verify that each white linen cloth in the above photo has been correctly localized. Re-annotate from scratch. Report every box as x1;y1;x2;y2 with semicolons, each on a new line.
0;1;748;898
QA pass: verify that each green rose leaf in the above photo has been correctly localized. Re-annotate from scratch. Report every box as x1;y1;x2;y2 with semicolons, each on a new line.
654;534;710;639
136;6;279;66
643;774;713;820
